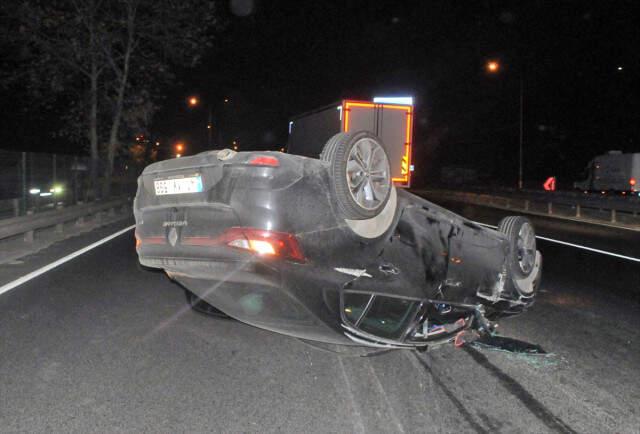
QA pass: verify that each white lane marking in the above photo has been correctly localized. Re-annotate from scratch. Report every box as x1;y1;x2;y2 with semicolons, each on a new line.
476;222;640;263
0;224;136;297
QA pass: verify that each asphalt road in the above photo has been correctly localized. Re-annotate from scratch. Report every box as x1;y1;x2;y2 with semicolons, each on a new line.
1;205;639;433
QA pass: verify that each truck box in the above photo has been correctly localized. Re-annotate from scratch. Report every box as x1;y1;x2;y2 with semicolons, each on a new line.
287;100;413;187
574;151;640;193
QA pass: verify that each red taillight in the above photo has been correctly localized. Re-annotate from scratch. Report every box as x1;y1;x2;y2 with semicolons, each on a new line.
184;227;305;263
249;156;279;167
630;178;636;186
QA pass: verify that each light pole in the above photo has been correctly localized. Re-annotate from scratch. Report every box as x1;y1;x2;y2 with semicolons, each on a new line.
188;96;213;147
486;60;524;190
518;74;524;190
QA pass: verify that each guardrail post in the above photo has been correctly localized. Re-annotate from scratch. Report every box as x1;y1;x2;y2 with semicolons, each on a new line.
524;200;530;211
95;211;102;224
55;204;64;234
12;198;20;217
108;207;115;217
611;209;617;223
24;210;34;242
547;202;553;215
575;204;581;218
76;216;84;226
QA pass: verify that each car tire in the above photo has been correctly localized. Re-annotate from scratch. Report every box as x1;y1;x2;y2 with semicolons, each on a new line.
184;290;231;319
498;216;541;297
320;131;392;220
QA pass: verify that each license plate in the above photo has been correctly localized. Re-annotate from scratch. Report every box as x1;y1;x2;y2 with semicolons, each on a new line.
154;176;203;195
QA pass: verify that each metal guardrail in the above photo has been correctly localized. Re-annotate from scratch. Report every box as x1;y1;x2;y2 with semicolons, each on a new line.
0;197;131;242
416;188;640;228
475;186;640;213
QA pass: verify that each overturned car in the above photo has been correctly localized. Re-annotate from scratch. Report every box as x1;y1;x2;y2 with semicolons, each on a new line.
134;131;541;349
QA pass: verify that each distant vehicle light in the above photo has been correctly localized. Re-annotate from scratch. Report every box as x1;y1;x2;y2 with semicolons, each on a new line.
250;156;280;167
630;178;636;186
40;192;52;197
373;96;414;105
29;188;40;195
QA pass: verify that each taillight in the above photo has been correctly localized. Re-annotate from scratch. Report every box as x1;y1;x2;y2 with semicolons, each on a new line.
249;156;279;167
186;227;305;263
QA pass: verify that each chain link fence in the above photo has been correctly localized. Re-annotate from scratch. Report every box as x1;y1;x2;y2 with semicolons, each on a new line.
0;150;136;219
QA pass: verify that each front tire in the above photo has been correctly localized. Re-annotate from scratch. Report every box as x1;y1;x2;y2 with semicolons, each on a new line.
498;216;541;298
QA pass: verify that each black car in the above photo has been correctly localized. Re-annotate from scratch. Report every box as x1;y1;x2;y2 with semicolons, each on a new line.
134;131;541;349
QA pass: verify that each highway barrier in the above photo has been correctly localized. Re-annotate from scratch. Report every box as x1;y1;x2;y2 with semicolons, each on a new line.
0;197;131;243
416;188;640;229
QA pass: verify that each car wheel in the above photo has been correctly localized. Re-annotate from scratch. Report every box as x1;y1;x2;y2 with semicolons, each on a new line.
320;131;392;220
498;216;540;297
184;290;231;319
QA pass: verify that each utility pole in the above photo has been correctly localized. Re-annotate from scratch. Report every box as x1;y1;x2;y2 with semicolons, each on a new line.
208;106;213;147
486;60;525;190
518;73;524;190
21;152;27;215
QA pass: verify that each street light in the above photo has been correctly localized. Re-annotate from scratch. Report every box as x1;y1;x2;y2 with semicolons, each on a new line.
486;60;500;73
486;59;524;190
187;95;213;147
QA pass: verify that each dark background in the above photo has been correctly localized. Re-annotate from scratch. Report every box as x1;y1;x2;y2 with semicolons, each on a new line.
2;0;638;188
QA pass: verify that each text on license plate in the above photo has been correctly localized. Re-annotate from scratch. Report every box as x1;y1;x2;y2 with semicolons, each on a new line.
154;176;203;195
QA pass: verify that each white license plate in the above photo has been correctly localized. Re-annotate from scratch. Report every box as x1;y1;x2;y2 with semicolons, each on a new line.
154;176;203;195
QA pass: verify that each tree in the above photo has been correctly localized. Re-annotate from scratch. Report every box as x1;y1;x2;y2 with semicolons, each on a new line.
2;0;218;197
1;0;106;193
98;0;217;196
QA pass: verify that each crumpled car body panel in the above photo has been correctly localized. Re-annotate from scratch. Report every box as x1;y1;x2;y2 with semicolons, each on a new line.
134;151;540;348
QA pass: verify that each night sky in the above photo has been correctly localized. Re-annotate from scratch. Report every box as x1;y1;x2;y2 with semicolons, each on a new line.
4;0;639;187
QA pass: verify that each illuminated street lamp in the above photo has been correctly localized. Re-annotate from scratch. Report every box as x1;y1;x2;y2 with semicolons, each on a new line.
486;59;525;190
486;60;500;73
175;142;185;155
187;95;214;147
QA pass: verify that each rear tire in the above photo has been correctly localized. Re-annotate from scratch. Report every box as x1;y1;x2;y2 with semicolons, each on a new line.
320;131;392;220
